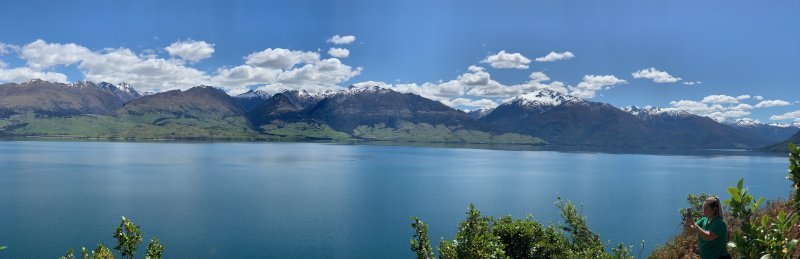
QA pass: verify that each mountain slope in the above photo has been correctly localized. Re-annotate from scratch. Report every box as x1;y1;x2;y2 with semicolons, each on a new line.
0;80;139;117
762;129;800;152
117;86;244;119
623;106;766;149
481;90;655;147
728;118;800;144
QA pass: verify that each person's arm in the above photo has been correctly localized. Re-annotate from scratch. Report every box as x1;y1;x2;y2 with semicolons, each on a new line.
689;221;719;241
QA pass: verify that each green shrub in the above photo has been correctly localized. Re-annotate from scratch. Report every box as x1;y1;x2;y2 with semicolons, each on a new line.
412;201;635;259
60;217;163;259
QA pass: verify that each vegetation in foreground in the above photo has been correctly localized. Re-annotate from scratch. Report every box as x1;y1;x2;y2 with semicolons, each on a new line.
58;217;163;259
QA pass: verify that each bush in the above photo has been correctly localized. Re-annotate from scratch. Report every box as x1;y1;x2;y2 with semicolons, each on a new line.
59;217;164;259
412;201;635;259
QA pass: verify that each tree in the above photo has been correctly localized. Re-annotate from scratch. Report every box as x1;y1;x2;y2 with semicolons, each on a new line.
60;216;163;259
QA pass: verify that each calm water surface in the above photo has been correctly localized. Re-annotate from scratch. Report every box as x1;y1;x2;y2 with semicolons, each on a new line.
0;141;790;258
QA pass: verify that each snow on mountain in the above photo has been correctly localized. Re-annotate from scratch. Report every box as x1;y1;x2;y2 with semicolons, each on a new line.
235;89;270;99
622;105;693;118
510;89;584;107
767;122;800;128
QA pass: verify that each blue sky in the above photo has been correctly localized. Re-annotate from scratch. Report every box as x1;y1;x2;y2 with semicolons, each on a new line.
0;0;798;123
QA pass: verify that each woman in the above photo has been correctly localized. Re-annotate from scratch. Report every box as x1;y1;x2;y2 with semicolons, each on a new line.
686;196;730;259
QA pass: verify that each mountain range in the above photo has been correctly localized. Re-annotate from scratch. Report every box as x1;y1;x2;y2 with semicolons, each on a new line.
0;79;797;150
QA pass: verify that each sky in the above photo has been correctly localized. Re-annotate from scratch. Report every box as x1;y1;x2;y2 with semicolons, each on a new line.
0;0;798;124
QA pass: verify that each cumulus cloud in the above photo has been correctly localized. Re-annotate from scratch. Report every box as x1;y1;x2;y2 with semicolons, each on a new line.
20;39;92;70
754;99;791;108
164;40;215;62
631;68;681;83
245;48;320;69
569;75;627;98
701;95;739;104
0;67;69;83
535;51;575;62
770;110;800;121
439;98;499;110
669;94;794;122
754;96;764;101
3;39;364;93
0;42;16;55
481;50;531;69
327;35;356;45
327;47;350;58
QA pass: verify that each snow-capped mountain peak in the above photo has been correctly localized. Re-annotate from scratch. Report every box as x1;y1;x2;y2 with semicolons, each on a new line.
511;89;584;107
730;118;762;128
622;105;691;117
343;84;394;95
236;89;270;99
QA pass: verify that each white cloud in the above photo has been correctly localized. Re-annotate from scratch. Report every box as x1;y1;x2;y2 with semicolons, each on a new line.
529;71;550;83
670;94;793;123
4;39;365;93
164;40;215;62
327;47;350;58
534;51;575;62
439;98;498;110
327;35;356;45
631;68;681;83
20;39;92;70
0;42;16;55
701;95;739;104
481;50;531;69
754;100;791;108
569;75;626;98
682;81;702;85
80;48;211;91
771;110;800;121
754;96;764;101
245;48;320;69
0;67;69;83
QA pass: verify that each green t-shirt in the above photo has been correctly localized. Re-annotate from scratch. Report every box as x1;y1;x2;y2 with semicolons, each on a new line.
696;216;728;259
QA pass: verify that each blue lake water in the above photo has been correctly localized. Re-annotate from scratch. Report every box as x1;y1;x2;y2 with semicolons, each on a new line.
0;141;791;258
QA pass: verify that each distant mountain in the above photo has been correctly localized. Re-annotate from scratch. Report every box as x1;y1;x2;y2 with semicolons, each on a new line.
96;82;142;104
0;79;140;117
234;89;271;112
304;86;486;132
623;106;766;149
117;86;244;119
245;89;328;126
467;108;494;119
762;129;800;153
726;118;800;144
480;89;655;147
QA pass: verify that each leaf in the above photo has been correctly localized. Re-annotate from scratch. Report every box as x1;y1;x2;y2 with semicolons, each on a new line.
789;143;797;151
756;197;765;206
786;239;799;250
737;178;744;190
728;187;740;197
761;254;772;259
0;246;6;250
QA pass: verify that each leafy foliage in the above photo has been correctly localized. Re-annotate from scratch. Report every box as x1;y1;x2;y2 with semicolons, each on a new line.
788;143;800;212
411;217;435;259
437;204;507;259
114;216;143;259
59;217;163;259
145;238;164;259
723;178;799;258
412;202;636;259
725;178;765;258
679;192;710;225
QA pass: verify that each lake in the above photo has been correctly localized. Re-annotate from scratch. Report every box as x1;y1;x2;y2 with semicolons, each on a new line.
0;140;791;258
